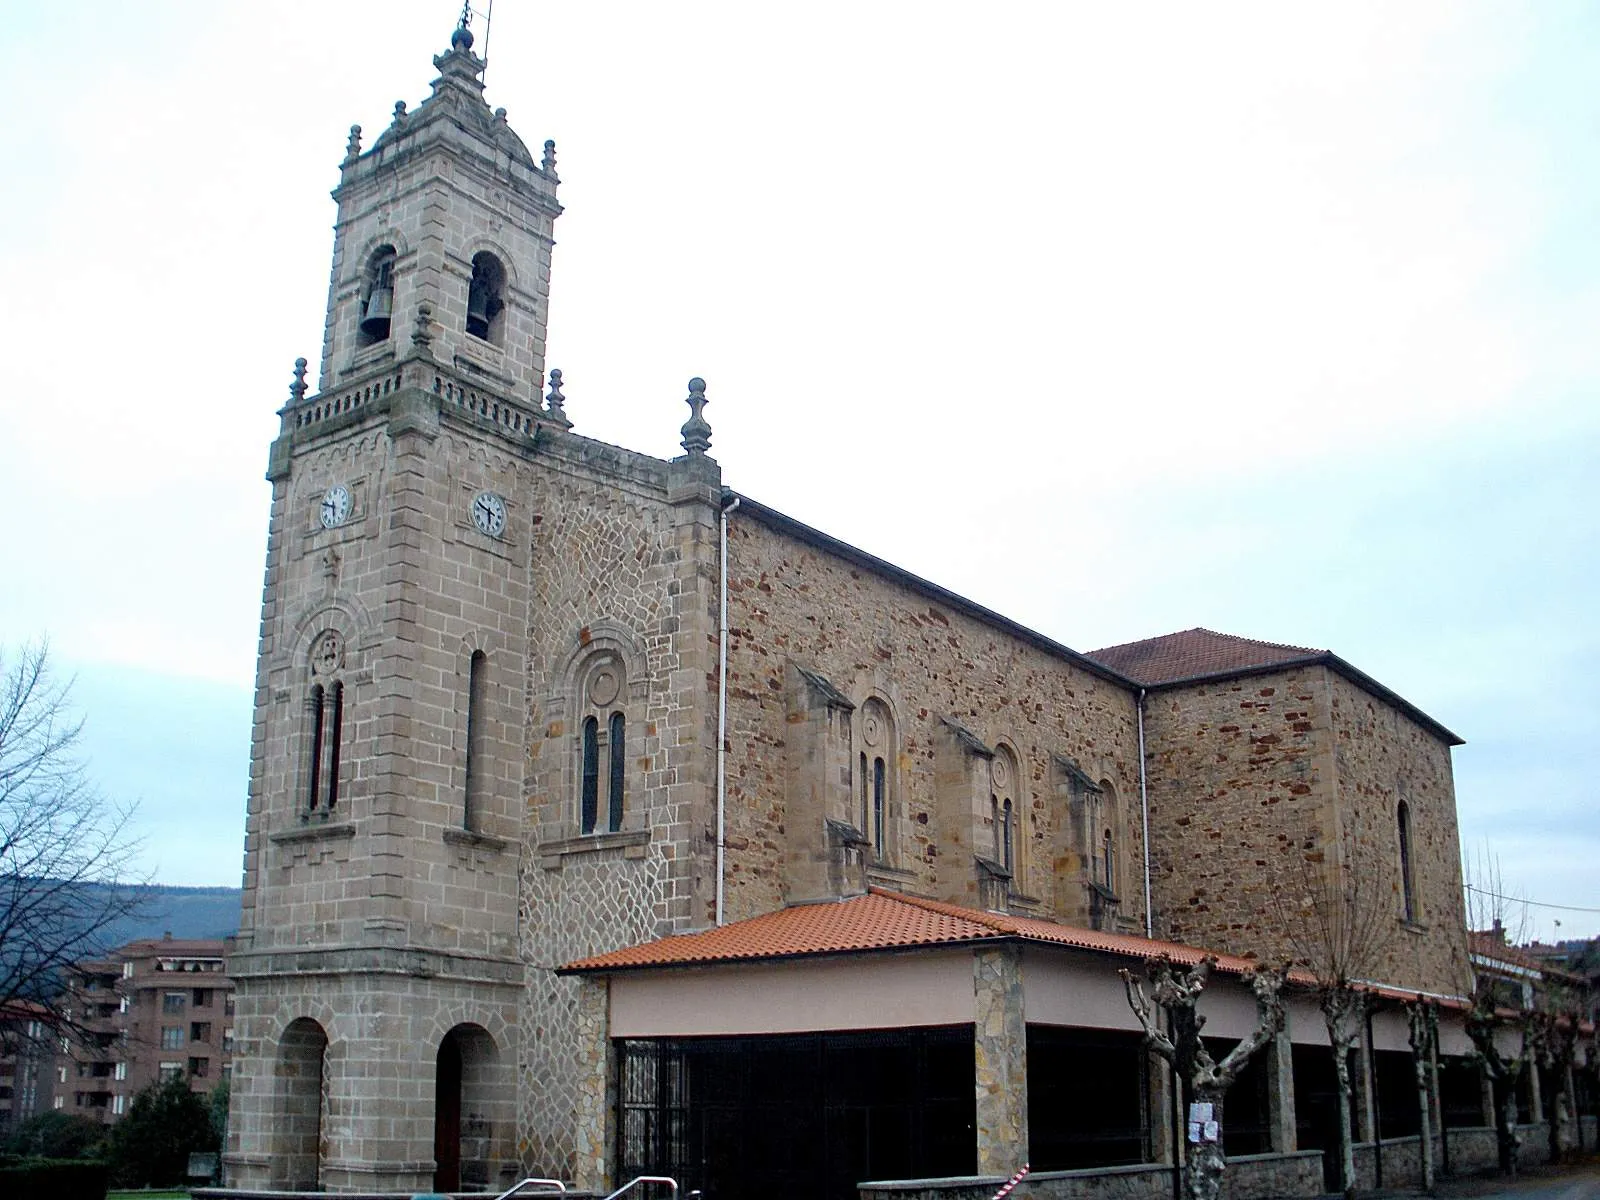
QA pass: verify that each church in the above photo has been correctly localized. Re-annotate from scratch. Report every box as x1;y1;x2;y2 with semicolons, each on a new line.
224;20;1488;1200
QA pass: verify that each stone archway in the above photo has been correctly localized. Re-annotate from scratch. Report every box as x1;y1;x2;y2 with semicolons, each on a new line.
434;1023;503;1192
274;1017;329;1189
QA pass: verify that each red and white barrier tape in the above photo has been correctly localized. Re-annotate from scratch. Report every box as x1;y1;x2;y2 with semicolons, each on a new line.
991;1162;1030;1200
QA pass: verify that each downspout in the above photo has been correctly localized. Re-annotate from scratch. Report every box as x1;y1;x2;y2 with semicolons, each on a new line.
1138;687;1153;939
716;495;741;927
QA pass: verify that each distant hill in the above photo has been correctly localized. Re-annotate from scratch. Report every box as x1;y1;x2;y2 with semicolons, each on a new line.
90;883;243;950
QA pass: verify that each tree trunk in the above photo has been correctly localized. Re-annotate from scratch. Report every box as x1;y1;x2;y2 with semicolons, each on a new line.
1547;1077;1568;1165
1497;1075;1520;1178
1329;1026;1358;1199
1187;1088;1227;1200
1413;1045;1434;1192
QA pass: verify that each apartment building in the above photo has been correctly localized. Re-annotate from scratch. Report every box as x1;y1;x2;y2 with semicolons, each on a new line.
54;936;233;1121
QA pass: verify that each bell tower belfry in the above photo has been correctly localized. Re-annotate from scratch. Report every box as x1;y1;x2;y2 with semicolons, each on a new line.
227;19;568;1195
320;21;560;405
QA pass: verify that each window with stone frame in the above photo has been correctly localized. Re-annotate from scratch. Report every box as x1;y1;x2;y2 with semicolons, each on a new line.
356;245;397;347
576;653;628;835
855;696;897;863
1397;799;1417;923
462;649;490;832
303;629;349;818
990;743;1023;890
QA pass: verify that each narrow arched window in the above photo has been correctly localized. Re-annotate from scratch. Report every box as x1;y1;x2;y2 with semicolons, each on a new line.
872;756;886;859
466;252;507;344
325;683;344;812
1102;828;1115;891
859;751;869;833
463;651;487;831
306;684;325;811
581;716;600;834
608;711;626;833
1001;798;1014;873
1398;801;1416;923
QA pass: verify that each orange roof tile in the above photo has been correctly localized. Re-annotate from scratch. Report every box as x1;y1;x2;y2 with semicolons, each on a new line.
1085;628;1322;687
560;888;1287;978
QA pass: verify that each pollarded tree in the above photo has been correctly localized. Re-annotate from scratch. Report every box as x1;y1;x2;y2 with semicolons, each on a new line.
1282;857;1391;1200
1405;999;1439;1193
1528;981;1583;1165
1122;956;1287;1200
0;641;145;1044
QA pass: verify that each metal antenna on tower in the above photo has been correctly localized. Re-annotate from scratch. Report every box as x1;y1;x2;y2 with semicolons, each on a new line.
459;0;495;79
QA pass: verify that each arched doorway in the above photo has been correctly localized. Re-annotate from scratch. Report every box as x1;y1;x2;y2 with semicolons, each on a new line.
274;1017;329;1190
434;1023;502;1192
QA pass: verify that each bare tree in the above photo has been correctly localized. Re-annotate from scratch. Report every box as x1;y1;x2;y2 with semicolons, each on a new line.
1122;956;1287;1200
0;641;144;1045
1461;848;1532;1177
1405;1000;1438;1192
1281;858;1391;1200
1528;979;1582;1165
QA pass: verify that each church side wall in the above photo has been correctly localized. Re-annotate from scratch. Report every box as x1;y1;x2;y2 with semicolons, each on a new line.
1327;672;1471;997
515;446;720;1179
722;513;1145;926
1140;665;1335;960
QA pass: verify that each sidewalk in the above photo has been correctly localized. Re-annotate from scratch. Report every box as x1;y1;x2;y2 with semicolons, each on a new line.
1350;1157;1600;1199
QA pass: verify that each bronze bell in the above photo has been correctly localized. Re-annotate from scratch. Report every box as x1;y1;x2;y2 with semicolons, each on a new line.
360;283;393;338
466;282;492;339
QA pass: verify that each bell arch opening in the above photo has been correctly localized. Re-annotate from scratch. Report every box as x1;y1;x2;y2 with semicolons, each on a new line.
433;1022;506;1192
273;1017;330;1190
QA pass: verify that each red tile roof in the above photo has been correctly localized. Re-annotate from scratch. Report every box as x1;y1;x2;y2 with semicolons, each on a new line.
560;887;1278;977
1085;628;1322;687
1085;628;1463;746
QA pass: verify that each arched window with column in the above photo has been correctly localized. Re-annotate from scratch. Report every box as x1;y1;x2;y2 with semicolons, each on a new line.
990;743;1022;889
577;653;628;835
856;696;897;864
302;630;349;818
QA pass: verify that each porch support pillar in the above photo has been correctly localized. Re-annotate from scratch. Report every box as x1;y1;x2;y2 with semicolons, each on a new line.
974;944;1028;1175
1265;1030;1297;1152
1354;1028;1377;1143
572;976;615;1193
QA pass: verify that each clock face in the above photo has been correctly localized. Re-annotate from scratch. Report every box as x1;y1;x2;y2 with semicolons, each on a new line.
471;490;507;537
320;484;352;529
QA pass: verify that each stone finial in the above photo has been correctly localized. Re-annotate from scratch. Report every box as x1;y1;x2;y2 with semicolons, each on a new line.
494;107;508;125
451;3;475;51
411;301;434;350
343;125;362;163
289;357;308;404
392;100;408;127
545;368;566;418
680;377;712;456
542;139;557;175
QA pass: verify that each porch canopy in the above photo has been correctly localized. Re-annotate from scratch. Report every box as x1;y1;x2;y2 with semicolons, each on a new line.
558;889;1410;1199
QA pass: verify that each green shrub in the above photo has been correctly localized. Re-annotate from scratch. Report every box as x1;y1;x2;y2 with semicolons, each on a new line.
0;1156;110;1200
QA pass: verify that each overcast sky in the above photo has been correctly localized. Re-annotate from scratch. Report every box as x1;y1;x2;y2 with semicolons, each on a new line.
1;2;1595;939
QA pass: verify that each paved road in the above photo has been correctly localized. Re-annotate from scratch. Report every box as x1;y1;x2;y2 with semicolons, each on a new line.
1436;1167;1600;1200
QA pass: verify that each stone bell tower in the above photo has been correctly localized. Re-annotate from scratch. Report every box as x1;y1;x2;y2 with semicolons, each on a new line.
227;19;563;1193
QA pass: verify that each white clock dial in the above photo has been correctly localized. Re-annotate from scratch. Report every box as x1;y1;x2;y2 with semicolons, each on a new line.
471;490;507;537
320;484;352;529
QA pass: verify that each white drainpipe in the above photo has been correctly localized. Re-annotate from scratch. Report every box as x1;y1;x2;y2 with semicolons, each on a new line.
1138;687;1152;939
716;495;741;926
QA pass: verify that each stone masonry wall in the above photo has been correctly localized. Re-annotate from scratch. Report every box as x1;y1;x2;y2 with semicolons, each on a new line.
515;443;719;1179
1141;665;1333;960
723;512;1145;926
1327;673;1471;998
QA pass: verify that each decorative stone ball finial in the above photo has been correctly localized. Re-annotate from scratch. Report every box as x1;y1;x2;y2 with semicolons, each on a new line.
451;3;475;52
343;125;362;163
411;301;434;350
493;107;508;125
542;139;557;175
680;377;712;456
392;100;408;127
289;357;309;404
545;368;566;417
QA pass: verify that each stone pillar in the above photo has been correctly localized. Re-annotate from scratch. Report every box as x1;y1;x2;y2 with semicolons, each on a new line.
1529;1061;1544;1123
1265;1030;1297;1152
571;976;614;1194
1354;1032;1377;1144
1479;1069;1496;1128
973;945;1027;1175
1147;1047;1177;1164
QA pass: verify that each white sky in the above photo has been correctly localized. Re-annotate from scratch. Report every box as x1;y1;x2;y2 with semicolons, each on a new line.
1;1;1595;939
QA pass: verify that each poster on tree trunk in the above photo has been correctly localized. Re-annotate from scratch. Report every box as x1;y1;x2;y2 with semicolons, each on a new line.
1188;1102;1219;1143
